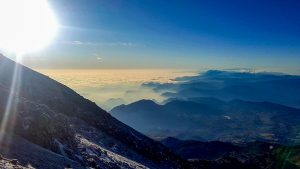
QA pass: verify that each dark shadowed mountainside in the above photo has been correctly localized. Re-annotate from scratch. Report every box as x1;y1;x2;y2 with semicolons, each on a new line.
161;137;300;169
110;98;300;144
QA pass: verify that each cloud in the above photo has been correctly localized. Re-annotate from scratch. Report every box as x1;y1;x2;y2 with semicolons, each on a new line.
108;42;138;47
62;41;138;47
63;41;98;46
92;53;103;62
119;42;137;47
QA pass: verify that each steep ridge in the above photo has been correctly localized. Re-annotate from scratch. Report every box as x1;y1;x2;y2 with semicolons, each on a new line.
0;54;186;169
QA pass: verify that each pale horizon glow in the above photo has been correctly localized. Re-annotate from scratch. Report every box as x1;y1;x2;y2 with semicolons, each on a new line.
0;0;58;54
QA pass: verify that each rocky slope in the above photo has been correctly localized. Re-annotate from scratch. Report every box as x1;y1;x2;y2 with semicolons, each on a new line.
0;55;186;169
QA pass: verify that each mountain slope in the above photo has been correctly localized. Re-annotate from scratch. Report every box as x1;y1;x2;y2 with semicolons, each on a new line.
161;137;239;160
161;137;300;169
110;98;300;144
0;55;186;169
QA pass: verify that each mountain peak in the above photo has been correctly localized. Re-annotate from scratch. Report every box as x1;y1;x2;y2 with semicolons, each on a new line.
133;99;158;106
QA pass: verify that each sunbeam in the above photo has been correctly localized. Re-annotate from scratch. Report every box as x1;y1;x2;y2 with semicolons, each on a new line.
0;55;22;142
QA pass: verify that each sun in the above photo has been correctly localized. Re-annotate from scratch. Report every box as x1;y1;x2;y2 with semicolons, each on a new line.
0;0;58;54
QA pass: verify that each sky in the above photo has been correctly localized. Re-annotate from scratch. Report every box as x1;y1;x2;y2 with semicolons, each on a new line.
14;0;300;73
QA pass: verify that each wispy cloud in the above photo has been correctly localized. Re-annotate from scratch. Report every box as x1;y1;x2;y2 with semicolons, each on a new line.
63;41;98;46
92;53;103;62
62;41;139;47
119;42;137;47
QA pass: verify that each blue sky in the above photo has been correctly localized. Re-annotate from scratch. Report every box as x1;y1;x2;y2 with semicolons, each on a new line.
24;0;300;73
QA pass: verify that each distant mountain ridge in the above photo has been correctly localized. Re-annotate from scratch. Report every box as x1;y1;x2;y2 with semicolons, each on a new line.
143;70;300;109
111;97;300;144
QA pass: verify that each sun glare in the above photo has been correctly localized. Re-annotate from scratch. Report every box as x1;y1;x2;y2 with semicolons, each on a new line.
0;0;58;54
